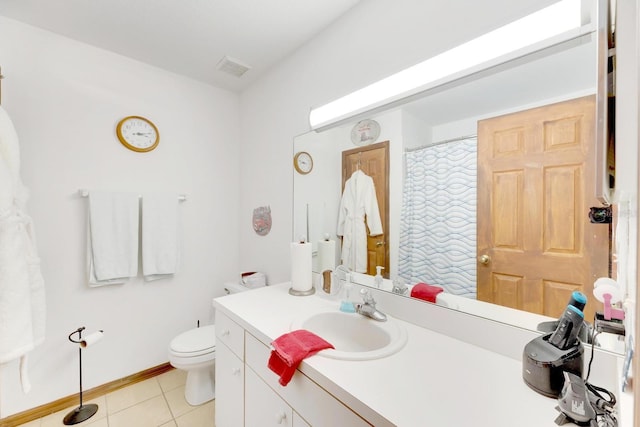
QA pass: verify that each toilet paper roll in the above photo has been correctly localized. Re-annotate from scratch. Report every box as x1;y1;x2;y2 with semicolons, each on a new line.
80;330;104;348
291;242;312;292
317;239;336;273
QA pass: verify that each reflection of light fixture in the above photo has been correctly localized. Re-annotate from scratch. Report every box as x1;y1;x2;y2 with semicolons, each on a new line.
309;0;585;130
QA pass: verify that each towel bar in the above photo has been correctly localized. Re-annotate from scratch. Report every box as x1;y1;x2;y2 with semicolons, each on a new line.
78;189;187;201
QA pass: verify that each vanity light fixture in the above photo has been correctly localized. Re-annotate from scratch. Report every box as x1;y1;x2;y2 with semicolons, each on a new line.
309;0;585;131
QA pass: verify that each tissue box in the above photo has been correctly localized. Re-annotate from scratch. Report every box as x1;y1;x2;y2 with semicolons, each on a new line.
241;272;267;288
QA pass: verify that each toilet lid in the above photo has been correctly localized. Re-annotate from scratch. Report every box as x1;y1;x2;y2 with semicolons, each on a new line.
170;325;216;354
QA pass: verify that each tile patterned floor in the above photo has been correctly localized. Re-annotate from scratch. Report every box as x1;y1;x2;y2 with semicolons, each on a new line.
18;369;215;427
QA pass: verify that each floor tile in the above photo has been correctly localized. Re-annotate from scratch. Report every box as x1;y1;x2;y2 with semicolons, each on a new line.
84;418;108;427
18;367;220;426
164;386;193;418
40;396;107;427
105;378;162;414
107;395;173;427
174;401;215;427
157;369;187;393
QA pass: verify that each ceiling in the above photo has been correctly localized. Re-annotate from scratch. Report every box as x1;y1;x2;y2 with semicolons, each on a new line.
0;0;361;92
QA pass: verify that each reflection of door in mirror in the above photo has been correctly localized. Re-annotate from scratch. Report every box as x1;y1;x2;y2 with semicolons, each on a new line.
477;96;609;322
340;141;389;277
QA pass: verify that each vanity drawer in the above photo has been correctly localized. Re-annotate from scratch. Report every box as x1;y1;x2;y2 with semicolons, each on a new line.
216;311;244;359
245;332;371;427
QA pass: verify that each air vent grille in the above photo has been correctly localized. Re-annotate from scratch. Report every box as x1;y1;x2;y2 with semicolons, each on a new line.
216;56;251;78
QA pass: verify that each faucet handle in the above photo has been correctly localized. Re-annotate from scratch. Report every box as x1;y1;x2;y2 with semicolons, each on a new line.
360;288;376;305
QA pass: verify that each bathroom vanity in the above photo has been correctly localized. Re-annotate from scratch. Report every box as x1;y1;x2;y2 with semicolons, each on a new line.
212;283;617;426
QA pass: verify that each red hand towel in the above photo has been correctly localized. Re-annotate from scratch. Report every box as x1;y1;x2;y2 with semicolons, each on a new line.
268;330;334;386
411;282;444;303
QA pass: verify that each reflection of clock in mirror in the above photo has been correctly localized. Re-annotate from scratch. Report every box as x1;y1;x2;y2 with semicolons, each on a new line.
293;151;313;174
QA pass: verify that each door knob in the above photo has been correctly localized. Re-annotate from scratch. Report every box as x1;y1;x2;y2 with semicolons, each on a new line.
376;241;385;247
479;254;491;265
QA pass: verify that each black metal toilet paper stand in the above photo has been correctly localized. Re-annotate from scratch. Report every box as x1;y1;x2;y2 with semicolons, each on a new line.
63;327;98;425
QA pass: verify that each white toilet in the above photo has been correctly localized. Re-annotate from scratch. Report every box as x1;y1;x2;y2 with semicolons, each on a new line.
168;282;251;405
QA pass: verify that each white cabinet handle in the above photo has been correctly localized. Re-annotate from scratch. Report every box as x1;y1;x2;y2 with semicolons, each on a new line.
275;410;287;424
231;367;241;376
221;329;230;337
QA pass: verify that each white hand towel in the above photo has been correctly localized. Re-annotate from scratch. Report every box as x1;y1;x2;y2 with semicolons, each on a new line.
142;193;179;281
88;191;139;286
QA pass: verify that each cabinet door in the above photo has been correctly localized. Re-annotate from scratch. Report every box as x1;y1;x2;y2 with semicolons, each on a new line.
293;412;311;427
246;367;293;427
215;342;244;427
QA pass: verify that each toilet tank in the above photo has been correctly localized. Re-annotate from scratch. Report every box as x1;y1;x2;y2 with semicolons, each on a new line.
223;282;252;294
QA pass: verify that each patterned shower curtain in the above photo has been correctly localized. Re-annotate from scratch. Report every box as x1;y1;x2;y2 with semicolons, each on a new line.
398;137;477;298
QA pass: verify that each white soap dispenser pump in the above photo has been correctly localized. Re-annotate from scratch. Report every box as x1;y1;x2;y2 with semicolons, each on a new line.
374;266;385;289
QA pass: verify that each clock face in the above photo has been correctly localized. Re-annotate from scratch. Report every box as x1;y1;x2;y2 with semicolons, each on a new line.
116;116;159;152
294;151;313;174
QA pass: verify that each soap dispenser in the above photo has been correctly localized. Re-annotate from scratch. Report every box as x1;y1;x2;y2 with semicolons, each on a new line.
374;266;385;289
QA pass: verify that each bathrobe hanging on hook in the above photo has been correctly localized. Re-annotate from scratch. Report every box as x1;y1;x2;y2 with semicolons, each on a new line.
0;105;46;393
337;170;383;273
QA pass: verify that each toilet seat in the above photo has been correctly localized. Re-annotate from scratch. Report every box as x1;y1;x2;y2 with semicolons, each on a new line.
170;325;216;357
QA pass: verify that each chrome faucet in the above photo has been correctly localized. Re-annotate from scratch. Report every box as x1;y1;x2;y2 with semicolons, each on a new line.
356;289;387;322
391;277;408;295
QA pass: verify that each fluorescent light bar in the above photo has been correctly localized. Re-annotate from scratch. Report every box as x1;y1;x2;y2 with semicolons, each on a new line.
309;0;583;130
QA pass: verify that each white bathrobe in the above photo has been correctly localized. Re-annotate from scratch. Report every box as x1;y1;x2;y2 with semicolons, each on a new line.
0;105;46;393
337;170;383;273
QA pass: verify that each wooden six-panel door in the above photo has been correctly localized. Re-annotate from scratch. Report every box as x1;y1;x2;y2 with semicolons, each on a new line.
477;96;609;321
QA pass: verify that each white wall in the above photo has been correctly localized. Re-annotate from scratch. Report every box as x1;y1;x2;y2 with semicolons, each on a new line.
238;0;559;285
0;16;240;416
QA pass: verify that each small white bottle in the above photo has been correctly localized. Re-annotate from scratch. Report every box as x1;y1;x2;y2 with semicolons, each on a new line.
374;266;385;289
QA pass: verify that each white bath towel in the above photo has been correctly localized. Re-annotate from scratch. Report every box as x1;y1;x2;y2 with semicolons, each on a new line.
88;191;139;286
142;193;179;281
0;105;46;394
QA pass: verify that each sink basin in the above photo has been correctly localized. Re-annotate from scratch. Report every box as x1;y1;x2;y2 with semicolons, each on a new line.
291;311;407;360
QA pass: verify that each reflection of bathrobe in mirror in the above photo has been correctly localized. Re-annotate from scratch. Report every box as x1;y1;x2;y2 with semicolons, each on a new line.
0;105;46;393
337;170;383;273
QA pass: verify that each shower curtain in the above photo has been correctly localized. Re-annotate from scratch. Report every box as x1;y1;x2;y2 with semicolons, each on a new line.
398;137;477;298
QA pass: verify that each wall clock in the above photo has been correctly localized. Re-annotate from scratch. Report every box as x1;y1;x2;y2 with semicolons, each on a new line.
293;151;313;175
116;116;159;152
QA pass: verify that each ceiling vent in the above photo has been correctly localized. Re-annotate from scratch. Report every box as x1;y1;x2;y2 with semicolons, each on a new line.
216;55;251;78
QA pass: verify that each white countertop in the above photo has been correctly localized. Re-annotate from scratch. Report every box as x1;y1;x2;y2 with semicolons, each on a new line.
213;283;574;426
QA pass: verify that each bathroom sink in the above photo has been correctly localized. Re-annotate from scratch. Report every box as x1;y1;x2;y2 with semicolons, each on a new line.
291;311;407;361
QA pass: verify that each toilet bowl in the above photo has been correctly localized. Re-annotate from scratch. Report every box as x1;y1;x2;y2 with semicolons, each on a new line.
169;325;216;405
168;281;255;405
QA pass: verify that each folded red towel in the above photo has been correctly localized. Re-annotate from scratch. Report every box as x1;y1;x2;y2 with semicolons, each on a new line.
411;282;444;303
268;330;334;386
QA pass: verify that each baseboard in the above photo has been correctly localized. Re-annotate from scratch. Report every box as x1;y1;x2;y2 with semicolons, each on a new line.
0;362;174;427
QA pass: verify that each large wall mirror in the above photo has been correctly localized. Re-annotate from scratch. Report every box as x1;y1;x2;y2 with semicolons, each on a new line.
293;0;623;354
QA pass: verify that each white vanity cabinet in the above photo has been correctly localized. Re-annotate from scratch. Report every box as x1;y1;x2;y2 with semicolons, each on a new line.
215;309;372;427
244;332;371;427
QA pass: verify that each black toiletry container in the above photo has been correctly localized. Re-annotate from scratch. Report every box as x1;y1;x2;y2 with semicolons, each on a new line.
522;333;584;398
